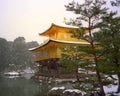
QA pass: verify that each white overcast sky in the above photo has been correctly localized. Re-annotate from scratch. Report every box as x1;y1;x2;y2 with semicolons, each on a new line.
0;0;80;43
0;0;119;43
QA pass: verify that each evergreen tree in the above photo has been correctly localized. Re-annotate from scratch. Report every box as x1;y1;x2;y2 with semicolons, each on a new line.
26;41;39;68
0;36;39;72
59;44;81;82
12;37;27;67
60;0;112;95
59;0;120;95
0;38;9;72
11;37;39;70
94;12;120;92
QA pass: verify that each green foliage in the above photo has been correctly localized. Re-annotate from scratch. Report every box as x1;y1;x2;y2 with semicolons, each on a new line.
69;28;87;40
0;38;10;71
94;11;120;74
0;37;39;72
98;58;120;74
59;0;120;95
58;0;120;94
59;45;79;73
94;13;120;92
73;75;113;95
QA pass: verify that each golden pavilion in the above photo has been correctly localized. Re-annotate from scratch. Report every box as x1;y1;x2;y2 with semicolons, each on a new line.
30;23;89;78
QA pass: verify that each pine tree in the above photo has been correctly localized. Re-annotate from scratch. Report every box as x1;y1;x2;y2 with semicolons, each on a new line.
0;38;9;72
60;0;111;95
94;12;120;93
59;44;82;82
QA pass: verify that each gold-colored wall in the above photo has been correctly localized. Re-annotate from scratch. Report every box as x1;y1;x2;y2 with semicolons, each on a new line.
33;24;89;62
40;25;86;42
34;41;63;61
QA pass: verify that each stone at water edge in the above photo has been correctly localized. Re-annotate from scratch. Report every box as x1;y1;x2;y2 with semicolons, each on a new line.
63;89;86;96
47;86;87;96
47;86;65;96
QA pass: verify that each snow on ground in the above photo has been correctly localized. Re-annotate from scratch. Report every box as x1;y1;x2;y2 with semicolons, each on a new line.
63;89;86;95
23;67;35;74
104;75;120;95
4;71;20;76
51;86;65;90
104;84;118;93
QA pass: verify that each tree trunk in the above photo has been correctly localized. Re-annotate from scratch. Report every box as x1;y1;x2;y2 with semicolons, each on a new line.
94;57;105;96
76;71;80;82
96;69;105;96
90;43;105;95
74;67;80;82
88;16;105;96
117;74;120;93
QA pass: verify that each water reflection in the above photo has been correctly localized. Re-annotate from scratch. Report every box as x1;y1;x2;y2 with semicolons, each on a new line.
0;74;74;96
0;74;51;96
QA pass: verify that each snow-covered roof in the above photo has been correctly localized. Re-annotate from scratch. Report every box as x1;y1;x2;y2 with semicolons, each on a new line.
29;23;89;51
29;38;50;51
51;39;90;45
29;38;89;51
39;23;79;35
54;23;79;29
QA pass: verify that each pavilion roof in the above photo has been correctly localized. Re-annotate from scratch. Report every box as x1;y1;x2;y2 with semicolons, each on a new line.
29;38;90;51
38;23;89;42
39;23;79;35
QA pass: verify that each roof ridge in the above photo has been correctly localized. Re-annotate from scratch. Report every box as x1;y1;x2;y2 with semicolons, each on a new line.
39;23;79;35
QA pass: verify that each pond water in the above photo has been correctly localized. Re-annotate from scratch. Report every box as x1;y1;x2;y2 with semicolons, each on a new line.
0;74;73;96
